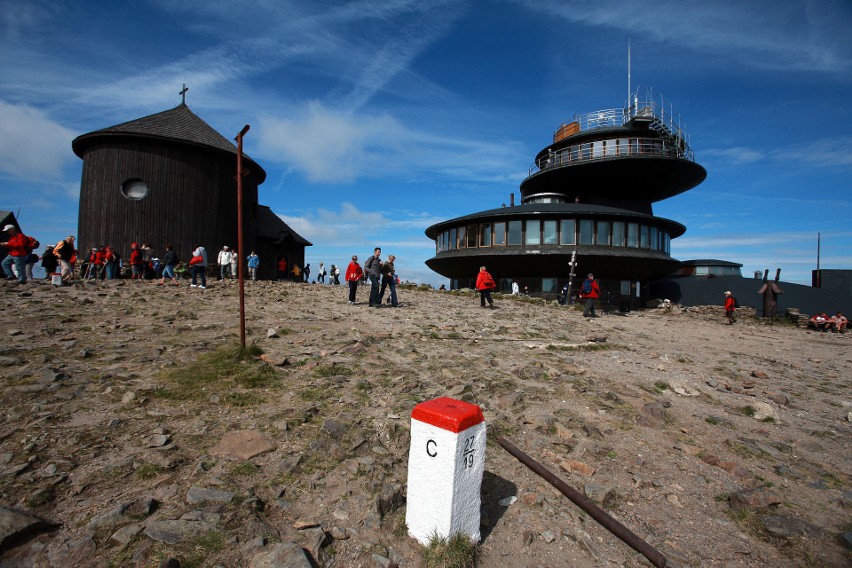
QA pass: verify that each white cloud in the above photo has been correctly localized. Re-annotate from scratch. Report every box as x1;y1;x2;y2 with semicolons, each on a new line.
257;101;525;184
277;202;389;243
702;146;764;166
0;101;76;180
771;136;852;168
259;103;402;182
514;0;852;74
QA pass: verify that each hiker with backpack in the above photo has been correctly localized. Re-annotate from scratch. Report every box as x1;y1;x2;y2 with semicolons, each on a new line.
475;265;496;308
723;291;738;324
53;235;76;284
580;273;600;317
1;224;38;284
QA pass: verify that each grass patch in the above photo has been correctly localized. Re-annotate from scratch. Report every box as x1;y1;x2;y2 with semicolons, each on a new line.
654;381;670;393
230;462;260;476
135;463;164;480
26;487;55;508
422;532;477;568
173;530;227;568
705;416;721;425
739;405;756;417
297;386;333;402
153;344;276;402
314;364;354;378
725;507;763;535
222;392;263;407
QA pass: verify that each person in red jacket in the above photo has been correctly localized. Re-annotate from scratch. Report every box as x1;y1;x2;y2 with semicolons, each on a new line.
345;255;363;304
723;290;737;324
475;265;496;308
129;242;144;279
1;224;36;284
580;273;601;317
95;246;107;279
104;246;117;279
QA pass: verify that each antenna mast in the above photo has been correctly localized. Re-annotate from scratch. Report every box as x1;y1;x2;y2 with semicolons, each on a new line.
627;38;631;103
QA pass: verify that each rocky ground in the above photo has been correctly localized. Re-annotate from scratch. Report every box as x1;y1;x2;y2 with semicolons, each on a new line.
0;277;849;568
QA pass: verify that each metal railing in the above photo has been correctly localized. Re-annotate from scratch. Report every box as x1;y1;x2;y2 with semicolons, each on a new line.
530;136;694;176
535;89;695;176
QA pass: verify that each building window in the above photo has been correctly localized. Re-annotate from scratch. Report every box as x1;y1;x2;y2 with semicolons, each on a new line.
508;220;522;245
543;220;557;245
493;222;506;245
612;221;625;247
542;278;557;293
596;221;610;245
458;226;466;249
579;220;594;245
627;223;639;247
664;232;671;255
467;225;477;248
449;228;457;251
479;223;491;247
560;219;575;245
650;227;658;251
525;220;541;245
121;178;149;200
640;225;650;248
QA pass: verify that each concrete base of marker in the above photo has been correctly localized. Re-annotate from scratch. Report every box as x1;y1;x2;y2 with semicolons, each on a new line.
405;397;486;545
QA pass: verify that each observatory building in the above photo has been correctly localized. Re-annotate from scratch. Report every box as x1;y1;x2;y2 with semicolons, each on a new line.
425;89;706;310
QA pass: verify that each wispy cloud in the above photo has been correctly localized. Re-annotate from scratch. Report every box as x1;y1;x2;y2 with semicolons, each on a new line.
0;100;76;180
256;101;524;183
277;202;443;245
703;146;765;166
514;0;852;74
701;136;852;173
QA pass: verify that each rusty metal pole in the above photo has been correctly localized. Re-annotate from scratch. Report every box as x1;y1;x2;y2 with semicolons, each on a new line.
497;436;668;568
235;125;250;349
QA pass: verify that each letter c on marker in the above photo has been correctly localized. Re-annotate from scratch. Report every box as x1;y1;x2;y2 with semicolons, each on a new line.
426;439;437;457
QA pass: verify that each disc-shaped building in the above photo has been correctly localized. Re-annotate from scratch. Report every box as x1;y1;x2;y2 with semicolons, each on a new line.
72;102;310;279
425;89;706;310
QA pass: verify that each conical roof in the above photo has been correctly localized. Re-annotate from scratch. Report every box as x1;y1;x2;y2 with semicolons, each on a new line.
72;103;266;183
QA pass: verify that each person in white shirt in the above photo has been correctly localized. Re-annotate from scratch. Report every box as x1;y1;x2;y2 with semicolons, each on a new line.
217;246;232;280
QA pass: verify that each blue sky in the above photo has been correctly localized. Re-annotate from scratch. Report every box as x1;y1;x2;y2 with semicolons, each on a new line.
1;0;850;286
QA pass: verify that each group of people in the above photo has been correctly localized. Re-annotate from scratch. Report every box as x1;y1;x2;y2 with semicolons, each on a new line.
808;311;847;333
344;247;399;307
216;246;261;282
1;225;78;285
474;269;602;313
275;259;343;285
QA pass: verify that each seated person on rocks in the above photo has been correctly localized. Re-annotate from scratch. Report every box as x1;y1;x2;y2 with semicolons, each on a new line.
808;312;830;332
831;312;847;334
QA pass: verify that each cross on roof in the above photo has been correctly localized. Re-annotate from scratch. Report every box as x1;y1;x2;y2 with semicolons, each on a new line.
179;83;189;105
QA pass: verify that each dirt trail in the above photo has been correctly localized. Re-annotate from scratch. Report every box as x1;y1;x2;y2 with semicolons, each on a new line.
0;279;849;567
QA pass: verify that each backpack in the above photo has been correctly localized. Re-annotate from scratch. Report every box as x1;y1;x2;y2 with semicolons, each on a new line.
581;279;593;295
733;297;740;309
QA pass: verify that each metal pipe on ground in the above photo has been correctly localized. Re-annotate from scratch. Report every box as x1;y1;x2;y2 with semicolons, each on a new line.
496;436;668;568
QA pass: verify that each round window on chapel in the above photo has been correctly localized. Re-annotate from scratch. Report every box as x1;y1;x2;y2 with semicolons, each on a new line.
121;178;149;200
